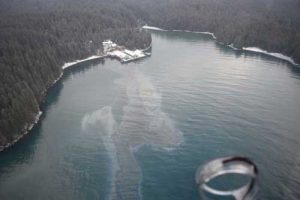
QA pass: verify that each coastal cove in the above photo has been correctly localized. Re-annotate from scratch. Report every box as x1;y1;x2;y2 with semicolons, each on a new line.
143;25;300;66
0;56;106;152
0;42;151;152
1;30;300;200
0;22;297;153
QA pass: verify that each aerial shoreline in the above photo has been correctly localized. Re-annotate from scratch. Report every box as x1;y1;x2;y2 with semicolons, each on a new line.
0;43;152;153
143;25;299;66
1;23;297;152
0;112;43;152
0;56;106;152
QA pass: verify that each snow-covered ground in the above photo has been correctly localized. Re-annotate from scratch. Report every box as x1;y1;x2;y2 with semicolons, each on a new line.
242;47;298;66
142;25;216;39
108;50;129;60
108;49;148;63
142;25;167;31
173;29;217;39
62;55;103;70
228;43;239;50
27;111;43;131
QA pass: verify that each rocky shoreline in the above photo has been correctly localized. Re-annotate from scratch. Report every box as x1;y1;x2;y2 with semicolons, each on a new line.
0;112;42;152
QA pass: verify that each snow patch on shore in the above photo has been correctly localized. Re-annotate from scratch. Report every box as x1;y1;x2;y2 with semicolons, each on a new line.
243;47;298;66
228;43;239;50
173;29;217;39
62;55;103;70
53;72;63;84
142;25;167;31
27;111;43;130
195;31;216;39
143;25;216;39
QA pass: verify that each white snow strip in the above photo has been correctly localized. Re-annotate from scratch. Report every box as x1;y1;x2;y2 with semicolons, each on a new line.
195;31;216;39
142;25;167;31
173;29;217;39
108;50;129;59
27;111;43;131
53;72;63;84
243;47;298;66
62;55;103;70
228;43;239;50
143;25;216;39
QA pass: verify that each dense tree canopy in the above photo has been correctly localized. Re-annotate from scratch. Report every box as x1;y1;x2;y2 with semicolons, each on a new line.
130;0;300;63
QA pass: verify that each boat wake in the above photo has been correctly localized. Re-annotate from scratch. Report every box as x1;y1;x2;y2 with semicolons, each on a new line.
81;68;183;199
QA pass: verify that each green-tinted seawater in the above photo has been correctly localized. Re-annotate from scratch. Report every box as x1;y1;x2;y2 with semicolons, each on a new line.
1;30;300;200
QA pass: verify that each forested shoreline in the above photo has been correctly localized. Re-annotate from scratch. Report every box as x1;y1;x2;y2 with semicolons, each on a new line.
0;0;151;149
131;0;300;64
1;0;300;150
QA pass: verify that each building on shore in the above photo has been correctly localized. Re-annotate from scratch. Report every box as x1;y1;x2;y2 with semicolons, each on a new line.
103;39;151;63
103;40;117;53
124;50;145;58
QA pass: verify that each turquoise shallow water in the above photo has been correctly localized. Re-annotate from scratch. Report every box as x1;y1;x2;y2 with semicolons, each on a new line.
1;30;300;200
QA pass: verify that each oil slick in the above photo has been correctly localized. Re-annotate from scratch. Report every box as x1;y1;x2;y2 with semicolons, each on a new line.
81;68;183;199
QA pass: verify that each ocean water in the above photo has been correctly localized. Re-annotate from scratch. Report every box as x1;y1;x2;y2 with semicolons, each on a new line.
0;30;300;200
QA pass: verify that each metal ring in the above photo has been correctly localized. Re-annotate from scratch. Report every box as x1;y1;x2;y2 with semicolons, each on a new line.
195;156;258;200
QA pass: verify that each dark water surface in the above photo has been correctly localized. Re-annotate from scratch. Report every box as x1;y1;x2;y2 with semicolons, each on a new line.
1;30;300;200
